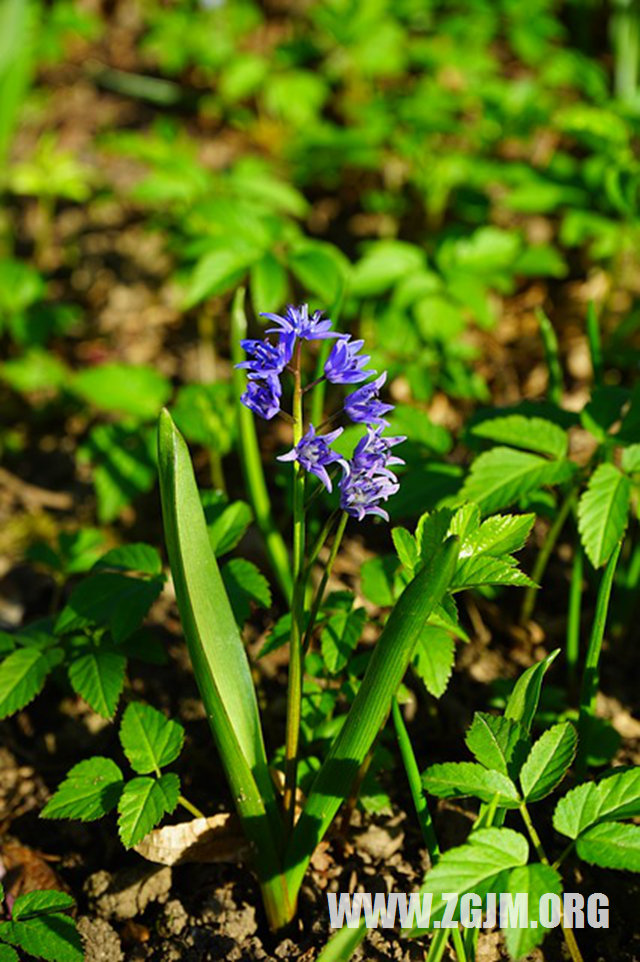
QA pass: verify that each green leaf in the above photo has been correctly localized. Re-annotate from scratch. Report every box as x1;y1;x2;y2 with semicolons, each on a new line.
93;543;163;576
519;722;577;801
12;890;75;921
621;444;640;474
391;527;419;573
577;463;631;568
453;554;535;590
465;713;530;779
553;768;640;839
576;822;640;871
55;572;164;642
286;537;459;900
117;773;180;848
412;627;455;699
505;650;559;733
360;556;397;606
0;914;82;962
461;447;574;514
119;702;184;774
470;416;568;458
321;607;366;675
68;648;126;719
462;512;536;557
0;348;68;393
289;241;348;306
171;383;235;453
0;647;51;718
71;364;171;420
183;247;257;308
408;828;529;935
350;240;425;297
221;558;272;624
422;762;520;807
78;422;157;522
202;496;253;557
0;945;19;962
250;252;288;314
156;409;282;869
503;864;562;959
41;757;124;821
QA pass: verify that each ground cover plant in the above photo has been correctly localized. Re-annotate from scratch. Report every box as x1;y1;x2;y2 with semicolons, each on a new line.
1;1;640;961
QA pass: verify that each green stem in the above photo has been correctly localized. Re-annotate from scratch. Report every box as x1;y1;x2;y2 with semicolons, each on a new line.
303;510;339;576
451;925;468;962
586;302;603;386
577;541;622;776
302;511;348;652
519;803;584;962
566;545;583;698
520;488;576;625
231;289;293;602
283;342;306;833
178;794;206;820
552;840;576;871
391;698;440;863
537;308;563;405
426;928;450;962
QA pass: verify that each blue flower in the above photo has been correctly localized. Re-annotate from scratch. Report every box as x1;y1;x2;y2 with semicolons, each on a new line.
236;333;294;379
339;468;399;522
278;424;348;492
352;426;406;473
241;376;281;420
262;304;339;341
344;373;394;426
324;336;375;384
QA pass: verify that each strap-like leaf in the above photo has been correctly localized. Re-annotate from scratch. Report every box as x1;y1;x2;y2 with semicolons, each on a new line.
285;537;459;901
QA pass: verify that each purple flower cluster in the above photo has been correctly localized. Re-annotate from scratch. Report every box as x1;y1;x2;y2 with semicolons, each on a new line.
236;303;404;521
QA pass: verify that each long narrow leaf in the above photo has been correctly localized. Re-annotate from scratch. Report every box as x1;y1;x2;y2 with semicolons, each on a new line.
157;411;286;894
284;536;459;899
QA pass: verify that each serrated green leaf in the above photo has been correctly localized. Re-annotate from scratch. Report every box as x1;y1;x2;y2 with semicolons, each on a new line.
321;607;366;675
12;891;75;922
416;508;453;561
183;247;257;308
391;527;419;573
55;572;164;642
576;822;640;871
413;627;455;699
119;702;184;775
519;722;577;801
93;543;163;576
621;444;640;474
471;416;568;458
465;713;530;779
577;463;631;568
408;828;529;935
461;448;575;514
468;513;536;557
118;773;180;848
203;498;253;557
41;757;124;821
453;554;535;590
0;914;82;962
68;648;126;719
0;647;51;718
221;558;271;624
422;761;520;807
503;864;562;959
553;768;640;839
79;423;157;523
